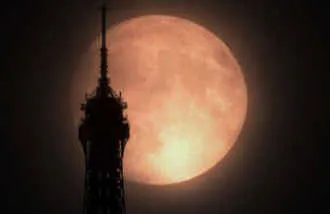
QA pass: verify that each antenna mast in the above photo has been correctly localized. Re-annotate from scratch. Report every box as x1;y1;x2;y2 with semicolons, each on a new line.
98;4;111;97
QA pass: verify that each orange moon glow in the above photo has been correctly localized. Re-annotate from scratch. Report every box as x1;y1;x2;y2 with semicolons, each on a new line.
72;15;247;185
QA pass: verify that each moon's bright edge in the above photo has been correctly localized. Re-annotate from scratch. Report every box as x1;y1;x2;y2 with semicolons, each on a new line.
72;15;247;185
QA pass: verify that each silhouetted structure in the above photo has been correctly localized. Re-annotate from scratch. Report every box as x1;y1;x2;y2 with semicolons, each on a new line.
79;5;130;214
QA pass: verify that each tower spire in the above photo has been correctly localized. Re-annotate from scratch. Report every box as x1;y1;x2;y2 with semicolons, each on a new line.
100;4;107;78
98;3;110;97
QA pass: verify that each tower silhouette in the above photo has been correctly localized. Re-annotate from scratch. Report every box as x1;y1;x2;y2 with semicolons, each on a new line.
79;5;130;214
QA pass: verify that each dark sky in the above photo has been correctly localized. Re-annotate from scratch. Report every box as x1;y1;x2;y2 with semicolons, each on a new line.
2;0;328;214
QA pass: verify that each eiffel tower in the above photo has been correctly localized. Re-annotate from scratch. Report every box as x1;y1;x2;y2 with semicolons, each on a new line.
79;4;130;214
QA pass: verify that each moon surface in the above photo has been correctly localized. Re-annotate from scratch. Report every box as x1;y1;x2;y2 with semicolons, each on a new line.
72;15;247;185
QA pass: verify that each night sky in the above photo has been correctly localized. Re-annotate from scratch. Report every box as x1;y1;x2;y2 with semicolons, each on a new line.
2;1;328;214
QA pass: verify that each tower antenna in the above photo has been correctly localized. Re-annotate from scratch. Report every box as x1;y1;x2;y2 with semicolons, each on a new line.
97;3;111;97
100;4;107;79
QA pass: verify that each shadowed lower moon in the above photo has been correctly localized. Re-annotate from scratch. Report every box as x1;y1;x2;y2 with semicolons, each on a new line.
72;15;247;185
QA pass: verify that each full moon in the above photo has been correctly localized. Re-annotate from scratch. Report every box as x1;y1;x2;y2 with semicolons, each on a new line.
72;15;247;185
